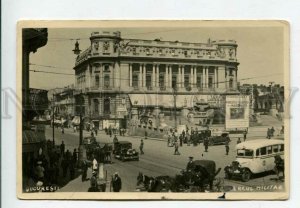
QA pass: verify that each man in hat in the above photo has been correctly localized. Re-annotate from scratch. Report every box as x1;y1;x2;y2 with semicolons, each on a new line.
186;156;195;172
140;139;144;155
112;172;122;192
60;141;65;157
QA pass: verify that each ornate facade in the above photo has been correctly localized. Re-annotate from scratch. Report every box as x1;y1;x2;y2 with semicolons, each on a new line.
74;31;239;128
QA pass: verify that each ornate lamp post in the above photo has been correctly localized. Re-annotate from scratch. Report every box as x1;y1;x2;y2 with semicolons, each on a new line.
172;87;177;129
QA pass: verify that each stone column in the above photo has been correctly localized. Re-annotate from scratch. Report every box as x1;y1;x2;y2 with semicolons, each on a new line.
100;64;103;87
142;64;146;87
129;63;132;87
165;65;169;88
181;66;185;88
139;64;142;87
190;66;193;87
206;67;209;88
193;67;197;88
169;65;172;88
214;66;218;88
177;65;181;89
202;66;205;88
152;64;155;87
156;64;160;88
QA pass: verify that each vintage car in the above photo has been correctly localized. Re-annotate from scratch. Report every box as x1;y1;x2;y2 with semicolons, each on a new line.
224;139;284;182
208;131;230;145
113;141;139;161
83;136;97;145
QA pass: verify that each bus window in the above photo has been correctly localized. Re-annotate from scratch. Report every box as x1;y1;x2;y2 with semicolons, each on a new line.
280;144;284;152
260;147;267;155
267;146;272;154
273;145;279;153
256;149;260;156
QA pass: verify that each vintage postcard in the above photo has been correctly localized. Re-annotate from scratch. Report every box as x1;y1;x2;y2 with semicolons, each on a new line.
17;20;289;200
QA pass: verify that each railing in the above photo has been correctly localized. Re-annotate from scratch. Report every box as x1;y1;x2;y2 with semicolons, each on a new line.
160;86;166;91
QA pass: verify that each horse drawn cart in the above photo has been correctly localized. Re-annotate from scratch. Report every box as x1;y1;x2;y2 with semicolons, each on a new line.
85;141;113;164
136;160;222;192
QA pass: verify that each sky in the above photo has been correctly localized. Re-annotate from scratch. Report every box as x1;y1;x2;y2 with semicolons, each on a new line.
29;25;285;90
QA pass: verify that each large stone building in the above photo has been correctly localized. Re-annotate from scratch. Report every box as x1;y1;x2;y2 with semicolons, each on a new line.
74;31;239;129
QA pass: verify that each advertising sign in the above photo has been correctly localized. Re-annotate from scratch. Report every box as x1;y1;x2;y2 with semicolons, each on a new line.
225;95;250;130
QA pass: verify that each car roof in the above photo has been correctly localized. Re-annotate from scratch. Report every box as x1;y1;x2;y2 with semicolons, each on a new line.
116;141;132;144
236;139;284;150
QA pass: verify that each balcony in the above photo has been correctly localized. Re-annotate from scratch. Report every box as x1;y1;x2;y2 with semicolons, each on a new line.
103;85;112;90
147;86;153;91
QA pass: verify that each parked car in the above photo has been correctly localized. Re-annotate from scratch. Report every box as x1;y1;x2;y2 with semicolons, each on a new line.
208;131;230;145
113;141;139;161
224;139;284;182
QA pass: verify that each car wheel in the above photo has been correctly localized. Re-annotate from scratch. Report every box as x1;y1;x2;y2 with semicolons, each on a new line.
241;169;251;182
121;156;125;162
136;157;139;161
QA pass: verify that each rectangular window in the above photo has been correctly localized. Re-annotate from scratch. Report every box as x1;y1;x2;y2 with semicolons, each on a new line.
256;149;260;156
184;76;190;88
146;75;152;87
267;146;272;154
172;76;177;89
104;75;110;88
132;74;139;87
260;147;267;156
273;145;279;153
208;77;213;88
94;99;99;113
196;76;202;88
280;144;284;152
95;74;100;87
159;75;165;87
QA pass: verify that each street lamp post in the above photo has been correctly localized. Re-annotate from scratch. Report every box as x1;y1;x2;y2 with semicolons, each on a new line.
78;95;85;164
173;87;177;129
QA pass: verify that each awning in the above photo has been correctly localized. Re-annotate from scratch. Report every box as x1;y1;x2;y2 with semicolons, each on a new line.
23;130;43;144
128;94;196;108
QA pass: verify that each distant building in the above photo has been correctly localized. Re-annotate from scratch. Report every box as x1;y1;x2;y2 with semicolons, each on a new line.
73;31;240;129
50;85;76;117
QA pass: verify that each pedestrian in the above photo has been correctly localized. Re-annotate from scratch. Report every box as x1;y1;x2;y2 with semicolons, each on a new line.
144;131;148;140
60;141;65;157
105;127;108;135
69;161;75;180
65;149;71;161
243;130;247;142
61;158;68;178
88;171;99;192
95;128;98;136
186;132;191;146
179;134;183;147
92;157;98;173
61;126;64;134
174;140;180;155
167;134;171;147
112;172;122;192
81;160;88;182
34;161;45;183
186;156;195;172
271;126;275;137
140;139;144;154
204;137;209;152
267;128;271;139
113;134;118;143
72;148;78;166
237;137;242;144
225;138;230;155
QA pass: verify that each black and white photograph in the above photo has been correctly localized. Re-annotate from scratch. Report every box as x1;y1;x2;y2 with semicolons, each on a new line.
17;21;289;200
